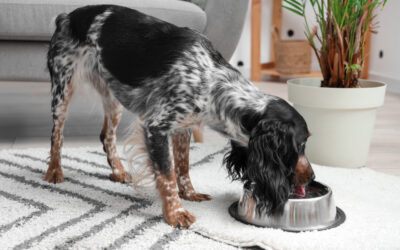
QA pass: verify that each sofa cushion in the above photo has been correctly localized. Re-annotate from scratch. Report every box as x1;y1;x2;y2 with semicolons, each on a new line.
0;0;206;41
180;0;207;9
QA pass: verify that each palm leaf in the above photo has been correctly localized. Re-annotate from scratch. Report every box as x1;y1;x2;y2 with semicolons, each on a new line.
283;0;386;87
282;5;304;16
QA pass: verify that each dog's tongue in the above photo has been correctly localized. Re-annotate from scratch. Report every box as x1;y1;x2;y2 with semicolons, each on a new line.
294;186;306;198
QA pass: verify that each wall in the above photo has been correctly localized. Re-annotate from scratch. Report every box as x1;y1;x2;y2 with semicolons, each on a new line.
230;1;400;93
368;1;400;93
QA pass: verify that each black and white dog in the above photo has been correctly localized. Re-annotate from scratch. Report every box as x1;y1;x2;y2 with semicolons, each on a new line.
46;5;314;228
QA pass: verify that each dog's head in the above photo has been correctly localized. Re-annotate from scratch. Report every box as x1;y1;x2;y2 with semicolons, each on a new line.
224;99;314;215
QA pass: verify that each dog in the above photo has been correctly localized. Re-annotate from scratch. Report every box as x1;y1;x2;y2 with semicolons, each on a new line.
46;4;314;228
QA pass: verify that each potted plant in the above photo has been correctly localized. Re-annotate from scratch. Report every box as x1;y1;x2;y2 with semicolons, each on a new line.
282;0;387;168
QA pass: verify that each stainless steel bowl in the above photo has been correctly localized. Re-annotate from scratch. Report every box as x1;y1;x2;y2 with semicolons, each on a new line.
229;181;345;232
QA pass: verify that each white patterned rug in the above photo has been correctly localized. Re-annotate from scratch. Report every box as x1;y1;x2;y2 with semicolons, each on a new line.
1;144;400;250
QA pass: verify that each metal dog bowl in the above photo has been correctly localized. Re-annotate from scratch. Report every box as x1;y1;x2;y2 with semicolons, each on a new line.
229;181;345;232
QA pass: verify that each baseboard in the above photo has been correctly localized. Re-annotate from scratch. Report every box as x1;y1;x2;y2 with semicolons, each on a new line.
369;71;400;94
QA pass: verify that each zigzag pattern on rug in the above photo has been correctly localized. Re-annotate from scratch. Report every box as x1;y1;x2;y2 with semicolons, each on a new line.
0;145;235;250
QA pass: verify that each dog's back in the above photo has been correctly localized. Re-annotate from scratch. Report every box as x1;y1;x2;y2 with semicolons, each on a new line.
50;5;203;87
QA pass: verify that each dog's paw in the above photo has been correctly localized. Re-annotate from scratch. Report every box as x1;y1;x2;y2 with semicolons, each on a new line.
109;171;132;183
179;191;212;202
44;168;64;183
165;208;196;228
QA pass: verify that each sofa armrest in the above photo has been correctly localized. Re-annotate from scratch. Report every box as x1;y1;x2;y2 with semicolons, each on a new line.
203;0;249;61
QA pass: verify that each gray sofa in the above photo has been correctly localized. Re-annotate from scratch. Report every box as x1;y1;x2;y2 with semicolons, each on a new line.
0;0;249;81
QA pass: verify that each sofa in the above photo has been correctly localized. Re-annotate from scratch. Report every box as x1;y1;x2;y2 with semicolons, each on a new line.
0;0;249;81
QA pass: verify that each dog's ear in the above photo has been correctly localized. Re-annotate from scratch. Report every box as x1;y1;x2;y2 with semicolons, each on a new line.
246;119;296;215
223;140;248;181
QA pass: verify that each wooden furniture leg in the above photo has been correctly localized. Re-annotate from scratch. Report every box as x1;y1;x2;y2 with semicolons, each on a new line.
270;0;282;63
270;0;282;81
251;0;262;82
192;128;203;143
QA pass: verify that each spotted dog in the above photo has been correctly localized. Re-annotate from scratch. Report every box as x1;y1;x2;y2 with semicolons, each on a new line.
46;5;314;228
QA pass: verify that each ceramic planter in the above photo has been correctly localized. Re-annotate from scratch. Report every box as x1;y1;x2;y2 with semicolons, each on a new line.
288;78;386;168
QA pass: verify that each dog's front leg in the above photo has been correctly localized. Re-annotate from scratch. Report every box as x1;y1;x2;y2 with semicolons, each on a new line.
172;129;212;202
144;125;195;228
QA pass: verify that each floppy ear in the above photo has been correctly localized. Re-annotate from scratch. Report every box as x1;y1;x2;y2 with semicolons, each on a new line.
223;140;248;181
246;119;295;215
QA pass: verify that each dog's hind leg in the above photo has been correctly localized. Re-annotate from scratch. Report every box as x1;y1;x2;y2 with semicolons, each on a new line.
45;65;75;183
98;86;131;183
172;129;212;202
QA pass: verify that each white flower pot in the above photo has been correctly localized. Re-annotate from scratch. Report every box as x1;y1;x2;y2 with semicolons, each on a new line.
287;78;386;168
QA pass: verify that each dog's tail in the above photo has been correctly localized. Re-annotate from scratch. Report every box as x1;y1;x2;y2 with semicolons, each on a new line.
48;13;72;47
52;13;71;36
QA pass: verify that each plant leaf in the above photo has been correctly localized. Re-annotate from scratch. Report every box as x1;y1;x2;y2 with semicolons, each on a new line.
283;0;303;13
282;5;304;16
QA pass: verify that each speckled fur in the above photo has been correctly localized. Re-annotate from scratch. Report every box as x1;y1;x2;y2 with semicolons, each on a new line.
172;130;212;202
46;5;310;228
46;10;131;184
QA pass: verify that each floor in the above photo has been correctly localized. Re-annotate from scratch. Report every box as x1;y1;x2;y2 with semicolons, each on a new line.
1;80;399;176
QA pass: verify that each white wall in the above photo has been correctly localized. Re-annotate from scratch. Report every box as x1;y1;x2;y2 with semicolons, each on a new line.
368;1;400;93
230;1;400;93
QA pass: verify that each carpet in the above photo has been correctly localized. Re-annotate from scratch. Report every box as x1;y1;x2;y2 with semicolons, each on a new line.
0;144;236;250
0;144;399;250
